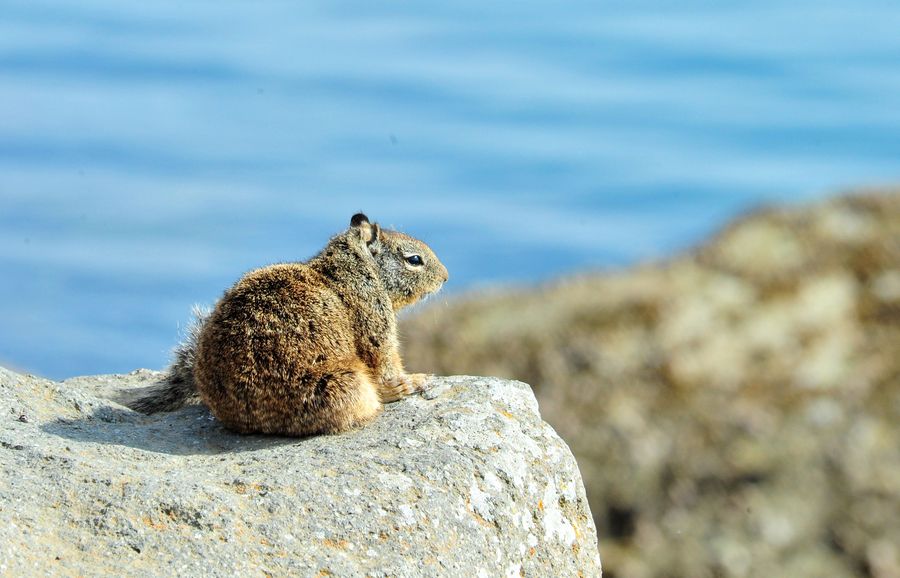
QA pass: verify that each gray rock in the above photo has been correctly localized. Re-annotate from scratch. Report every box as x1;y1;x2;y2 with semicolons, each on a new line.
0;367;601;577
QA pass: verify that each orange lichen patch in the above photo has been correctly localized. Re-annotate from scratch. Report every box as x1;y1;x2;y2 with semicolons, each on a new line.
497;408;515;419
141;516;167;531
314;570;332;578
463;497;494;528
537;500;544;512
321;538;349;550
468;510;493;528
230;481;267;495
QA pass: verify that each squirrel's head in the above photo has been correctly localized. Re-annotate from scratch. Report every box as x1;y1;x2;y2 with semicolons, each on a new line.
350;213;449;310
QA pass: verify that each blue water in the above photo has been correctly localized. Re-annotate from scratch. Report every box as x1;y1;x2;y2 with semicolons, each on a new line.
2;1;900;379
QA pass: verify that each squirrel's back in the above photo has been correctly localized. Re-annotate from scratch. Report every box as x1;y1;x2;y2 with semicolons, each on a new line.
121;213;448;436
194;263;377;435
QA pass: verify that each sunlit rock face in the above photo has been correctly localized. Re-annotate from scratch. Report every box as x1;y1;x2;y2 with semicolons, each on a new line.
0;369;601;577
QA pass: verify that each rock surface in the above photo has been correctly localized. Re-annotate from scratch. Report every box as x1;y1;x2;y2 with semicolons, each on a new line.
403;190;900;578
0;369;601;577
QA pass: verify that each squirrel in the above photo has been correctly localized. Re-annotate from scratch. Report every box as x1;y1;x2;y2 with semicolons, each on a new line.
122;213;448;436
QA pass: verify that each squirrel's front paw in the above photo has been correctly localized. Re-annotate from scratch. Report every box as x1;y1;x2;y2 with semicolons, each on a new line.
378;373;429;403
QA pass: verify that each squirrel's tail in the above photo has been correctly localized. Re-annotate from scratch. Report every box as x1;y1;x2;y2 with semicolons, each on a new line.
118;305;210;413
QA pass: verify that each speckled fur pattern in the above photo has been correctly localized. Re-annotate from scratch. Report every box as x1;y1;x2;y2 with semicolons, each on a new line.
131;214;448;437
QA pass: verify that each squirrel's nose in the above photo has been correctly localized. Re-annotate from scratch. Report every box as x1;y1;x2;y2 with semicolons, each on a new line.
440;265;449;283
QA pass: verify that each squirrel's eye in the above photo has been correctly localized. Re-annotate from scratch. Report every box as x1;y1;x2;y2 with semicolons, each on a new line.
405;254;424;266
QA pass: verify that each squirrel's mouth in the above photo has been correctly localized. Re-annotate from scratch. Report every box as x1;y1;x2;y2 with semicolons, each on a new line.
418;282;444;304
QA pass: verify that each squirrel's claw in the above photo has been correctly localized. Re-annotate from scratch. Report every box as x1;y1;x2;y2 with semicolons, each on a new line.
378;373;428;403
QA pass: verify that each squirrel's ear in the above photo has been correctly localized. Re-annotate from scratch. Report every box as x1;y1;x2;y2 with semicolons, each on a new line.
367;223;382;255
350;213;381;254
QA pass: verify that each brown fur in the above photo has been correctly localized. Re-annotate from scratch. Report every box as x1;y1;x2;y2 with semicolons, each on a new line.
129;214;447;437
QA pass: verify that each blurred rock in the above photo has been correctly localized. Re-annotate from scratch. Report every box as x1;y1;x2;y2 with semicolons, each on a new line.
403;190;900;578
0;369;600;577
